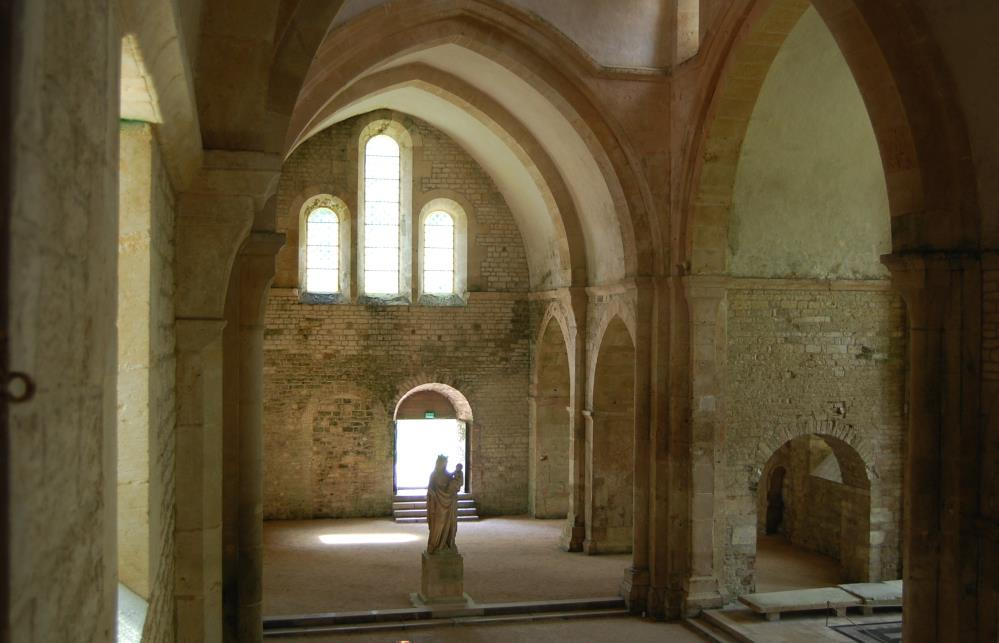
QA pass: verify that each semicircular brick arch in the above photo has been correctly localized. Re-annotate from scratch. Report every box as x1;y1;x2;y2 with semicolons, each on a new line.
751;419;876;487
393;381;474;423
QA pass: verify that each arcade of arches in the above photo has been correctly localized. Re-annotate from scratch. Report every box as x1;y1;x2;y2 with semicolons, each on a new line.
4;1;998;642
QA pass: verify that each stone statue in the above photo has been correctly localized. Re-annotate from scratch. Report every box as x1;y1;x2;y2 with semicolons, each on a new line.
426;456;463;554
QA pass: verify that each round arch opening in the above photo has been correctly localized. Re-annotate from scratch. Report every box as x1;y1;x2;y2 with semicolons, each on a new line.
754;433;872;590
393;384;473;494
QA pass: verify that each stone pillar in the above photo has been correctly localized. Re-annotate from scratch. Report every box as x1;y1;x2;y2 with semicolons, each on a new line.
235;233;284;643
561;287;588;551
646;276;687;620
883;252;986;642
582;408;596;550
682;276;727;611
175;319;226;643
621;281;654;613
174;150;281;643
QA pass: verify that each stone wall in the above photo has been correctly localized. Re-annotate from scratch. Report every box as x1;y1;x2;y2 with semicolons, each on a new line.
264;291;531;517
117;122;177;642
264;112;532;519
8;1;120;640
144;126;177;643
721;283;905;596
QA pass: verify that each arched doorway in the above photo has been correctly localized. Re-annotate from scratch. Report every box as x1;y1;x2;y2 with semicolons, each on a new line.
585;316;635;555
764;466;786;535
393;384;472;494
754;434;872;591
530;316;571;518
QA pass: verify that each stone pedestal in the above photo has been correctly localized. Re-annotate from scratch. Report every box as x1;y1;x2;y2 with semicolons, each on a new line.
416;551;467;606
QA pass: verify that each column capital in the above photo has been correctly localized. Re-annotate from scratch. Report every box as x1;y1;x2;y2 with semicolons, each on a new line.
187;150;282;212
176;153;284;320
175;318;226;354
881;250;981;286
234;233;286;324
239;231;286;258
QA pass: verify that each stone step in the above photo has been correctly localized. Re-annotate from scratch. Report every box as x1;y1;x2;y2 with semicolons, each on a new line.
683;616;742;643
393;492;475;501
394;515;480;523
392;499;476;510
263;609;630;637
701;610;755;643
393;493;479;523
393;507;478;517
263;597;627;637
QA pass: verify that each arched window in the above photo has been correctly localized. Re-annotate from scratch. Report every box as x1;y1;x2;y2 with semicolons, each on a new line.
417;197;469;301
299;194;350;299
422;211;454;294
305;206;339;293
363;134;401;294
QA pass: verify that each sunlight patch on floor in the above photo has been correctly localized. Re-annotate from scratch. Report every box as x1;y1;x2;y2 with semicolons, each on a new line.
318;533;420;545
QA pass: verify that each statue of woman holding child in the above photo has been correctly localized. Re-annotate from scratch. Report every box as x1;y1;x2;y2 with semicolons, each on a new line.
426;455;463;554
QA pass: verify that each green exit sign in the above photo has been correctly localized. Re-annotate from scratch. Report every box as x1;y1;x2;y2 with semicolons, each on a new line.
424;411;436;419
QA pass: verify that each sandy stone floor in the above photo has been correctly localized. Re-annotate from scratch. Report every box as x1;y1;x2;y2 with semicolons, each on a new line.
755;534;841;592
263;517;631;616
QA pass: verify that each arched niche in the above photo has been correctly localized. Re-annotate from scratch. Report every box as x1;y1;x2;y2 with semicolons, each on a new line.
584;316;635;555
530;316;572;519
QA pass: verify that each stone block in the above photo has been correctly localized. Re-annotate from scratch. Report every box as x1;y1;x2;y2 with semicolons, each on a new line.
418;551;466;605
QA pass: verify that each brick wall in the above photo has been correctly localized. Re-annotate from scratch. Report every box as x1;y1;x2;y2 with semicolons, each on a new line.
722;284;905;595
264;112;533;518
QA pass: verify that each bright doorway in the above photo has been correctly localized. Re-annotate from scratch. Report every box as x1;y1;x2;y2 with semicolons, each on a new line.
394;418;466;491
393;383;473;494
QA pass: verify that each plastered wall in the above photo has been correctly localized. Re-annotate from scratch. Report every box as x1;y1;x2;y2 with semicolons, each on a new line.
264;113;533;518
728;8;890;280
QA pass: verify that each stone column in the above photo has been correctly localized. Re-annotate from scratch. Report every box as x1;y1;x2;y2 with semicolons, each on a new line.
175;319;226;643
646;275;687;620
235;233;284;643
621;280;654;613
174;150;281;643
561;287;588;551
883;252;986;642
682;276;727;611
582;409;595;549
